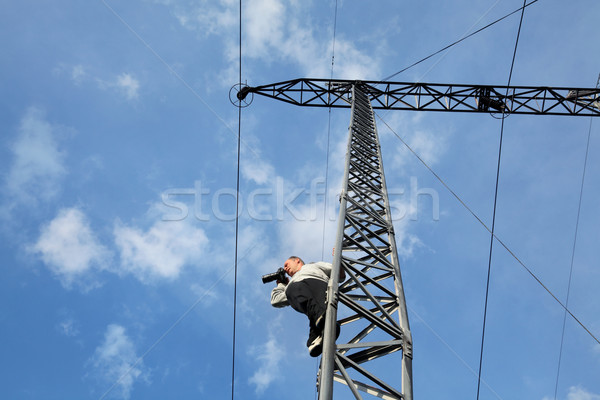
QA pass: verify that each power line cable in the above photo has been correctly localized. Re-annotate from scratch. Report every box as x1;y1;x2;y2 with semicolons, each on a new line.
317;2;339;398
381;0;540;82
408;305;505;400
376;111;600;347
476;3;527;399
231;1;243;399
320;0;338;262
553;74;599;400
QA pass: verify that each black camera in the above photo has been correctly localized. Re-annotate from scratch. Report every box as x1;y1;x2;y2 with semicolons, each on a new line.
262;267;288;284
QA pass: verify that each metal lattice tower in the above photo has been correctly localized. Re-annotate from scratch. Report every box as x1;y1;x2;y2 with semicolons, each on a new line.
319;84;412;400
233;77;600;400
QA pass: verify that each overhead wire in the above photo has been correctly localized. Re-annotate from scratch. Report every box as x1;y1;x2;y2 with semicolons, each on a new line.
476;3;527;399
374;110;600;347
381;0;540;82
553;74;599;400
375;5;600;393
225;2;600;398
321;0;338;263
317;1;339;397
97;2;247;399
98;1;594;398
408;305;505;400
230;0;243;399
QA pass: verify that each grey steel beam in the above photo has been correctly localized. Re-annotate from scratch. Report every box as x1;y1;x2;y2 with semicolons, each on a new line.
318;84;412;400
237;78;600;116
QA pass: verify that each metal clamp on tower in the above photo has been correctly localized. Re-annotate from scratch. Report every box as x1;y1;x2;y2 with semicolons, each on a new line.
476;87;508;113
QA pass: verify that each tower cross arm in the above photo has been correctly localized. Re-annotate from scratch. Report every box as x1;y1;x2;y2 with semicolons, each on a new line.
238;78;600;117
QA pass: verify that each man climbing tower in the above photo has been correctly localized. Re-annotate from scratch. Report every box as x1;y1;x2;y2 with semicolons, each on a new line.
270;256;345;357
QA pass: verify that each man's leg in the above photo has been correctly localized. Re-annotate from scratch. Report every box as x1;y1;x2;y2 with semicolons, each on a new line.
286;279;328;356
303;278;328;326
286;279;327;323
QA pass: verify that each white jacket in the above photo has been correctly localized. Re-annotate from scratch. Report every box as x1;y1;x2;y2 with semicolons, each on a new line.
270;261;332;308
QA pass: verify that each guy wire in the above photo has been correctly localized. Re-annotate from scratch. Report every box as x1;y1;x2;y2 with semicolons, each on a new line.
476;2;527;399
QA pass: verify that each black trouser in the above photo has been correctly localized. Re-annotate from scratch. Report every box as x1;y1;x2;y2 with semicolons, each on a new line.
286;278;328;346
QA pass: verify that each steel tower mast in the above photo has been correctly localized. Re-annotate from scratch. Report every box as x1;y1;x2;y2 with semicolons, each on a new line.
233;78;600;400
318;84;412;400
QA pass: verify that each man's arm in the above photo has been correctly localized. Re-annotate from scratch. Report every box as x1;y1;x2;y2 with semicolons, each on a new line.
270;283;289;308
315;261;346;282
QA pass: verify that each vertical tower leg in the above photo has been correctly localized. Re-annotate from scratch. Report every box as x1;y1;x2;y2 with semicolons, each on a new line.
318;84;413;400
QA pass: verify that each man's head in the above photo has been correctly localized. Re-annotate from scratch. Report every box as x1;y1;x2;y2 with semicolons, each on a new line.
284;256;304;277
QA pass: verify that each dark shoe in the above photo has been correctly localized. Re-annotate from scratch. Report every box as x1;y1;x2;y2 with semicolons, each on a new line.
308;335;323;357
307;324;341;357
307;325;321;347
316;316;340;339
314;316;340;338
315;313;326;331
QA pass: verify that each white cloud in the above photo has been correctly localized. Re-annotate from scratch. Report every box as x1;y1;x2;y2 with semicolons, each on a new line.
248;335;285;395
174;0;237;35
276;190;338;262
381;112;448;172
5;107;67;205
242;157;275;185
114;217;208;282
54;64;140;100
189;283;219;307
390;196;424;259
90;324;149;400
52;63;86;84
242;0;378;79
327;38;380;79
244;0;285;57
33;205;211;287
276;185;423;262
71;64;86;84
239;128;277;186
168;0;380;80
32;208;110;288
115;73;140;100
239;225;270;262
57;318;80;337
408;127;445;166
567;386;600;400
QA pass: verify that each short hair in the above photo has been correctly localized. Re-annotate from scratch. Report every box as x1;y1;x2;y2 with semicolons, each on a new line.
288;256;305;265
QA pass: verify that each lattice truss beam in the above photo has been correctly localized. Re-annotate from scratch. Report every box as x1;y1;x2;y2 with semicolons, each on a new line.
238;78;600;116
319;85;413;400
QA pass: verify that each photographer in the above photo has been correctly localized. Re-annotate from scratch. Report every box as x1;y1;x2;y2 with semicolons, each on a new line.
268;256;345;357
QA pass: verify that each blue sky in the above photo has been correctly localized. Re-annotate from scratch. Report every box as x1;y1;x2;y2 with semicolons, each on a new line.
1;0;599;399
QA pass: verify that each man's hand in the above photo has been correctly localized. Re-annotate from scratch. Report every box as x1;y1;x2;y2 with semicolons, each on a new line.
276;277;289;285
